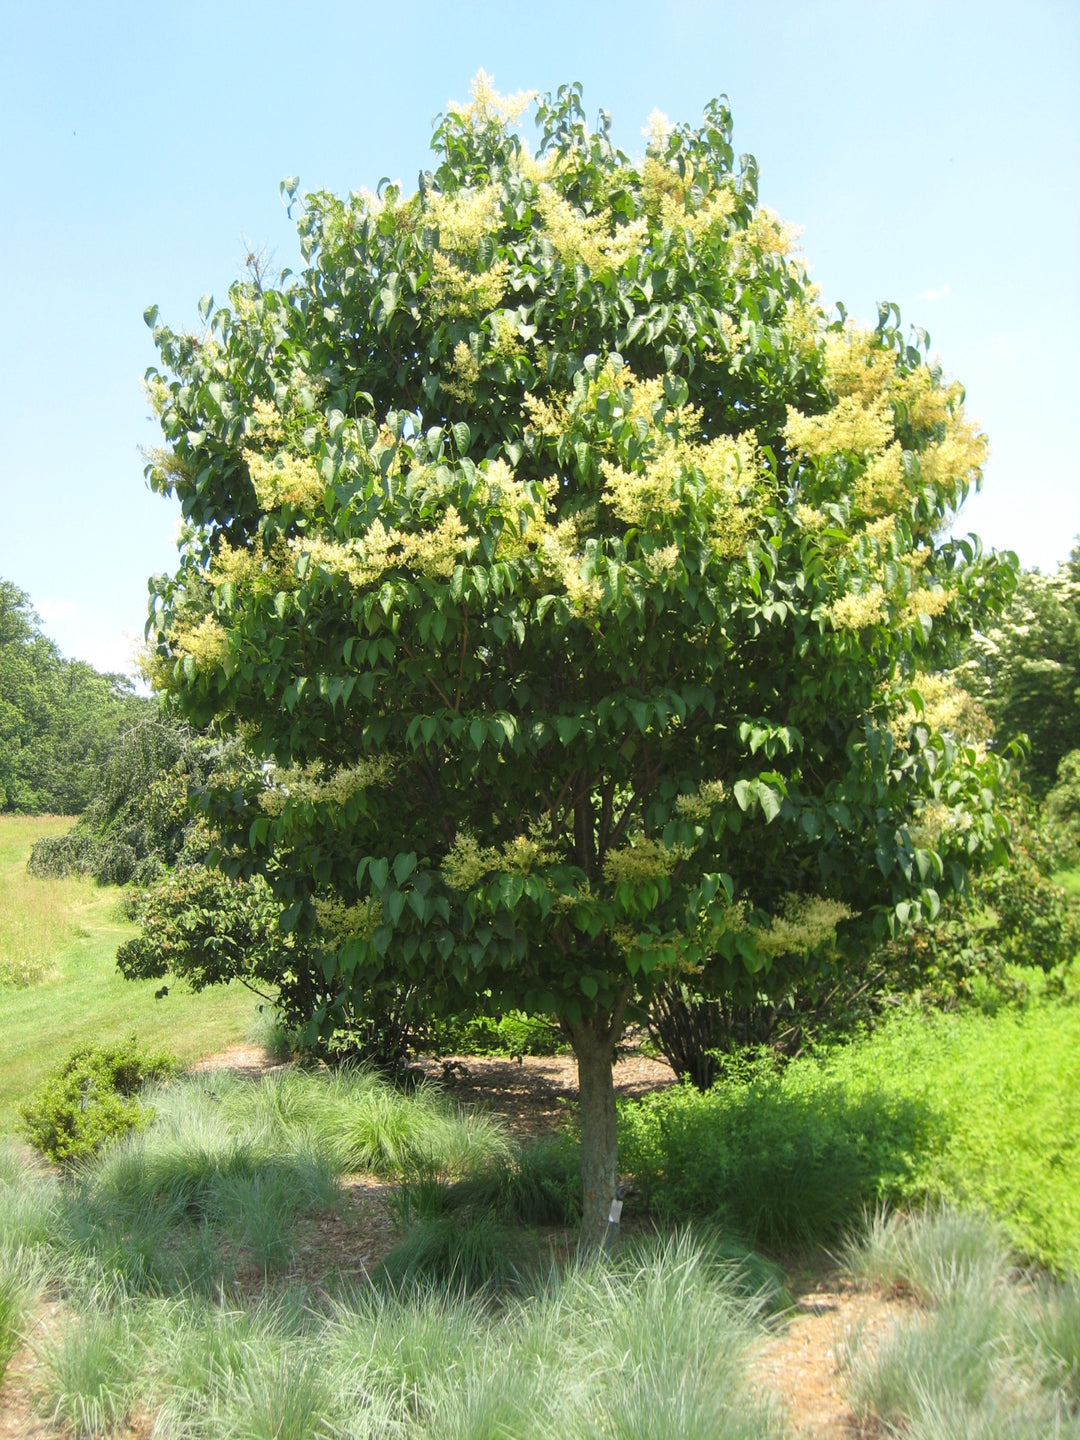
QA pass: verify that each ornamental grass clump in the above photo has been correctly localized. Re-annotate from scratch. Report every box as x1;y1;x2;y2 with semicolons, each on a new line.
36;1304;147;1440
200;1064;512;1180
0;1248;43;1387
841;1203;1014;1305
840;1206;1080;1439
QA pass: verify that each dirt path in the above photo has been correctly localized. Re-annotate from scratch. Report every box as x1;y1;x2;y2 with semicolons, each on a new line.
750;1278;910;1437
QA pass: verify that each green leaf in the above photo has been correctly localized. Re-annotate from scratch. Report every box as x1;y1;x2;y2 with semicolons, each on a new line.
386;890;407;926
393;852;417;885
554;715;582;744
758;785;781;824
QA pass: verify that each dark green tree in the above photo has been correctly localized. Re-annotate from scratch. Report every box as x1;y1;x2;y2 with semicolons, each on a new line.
28;715;220;884
960;549;1080;793
141;79;1016;1245
0;580;148;814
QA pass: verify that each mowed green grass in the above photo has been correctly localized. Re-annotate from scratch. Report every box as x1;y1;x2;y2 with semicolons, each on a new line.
0;816;255;1132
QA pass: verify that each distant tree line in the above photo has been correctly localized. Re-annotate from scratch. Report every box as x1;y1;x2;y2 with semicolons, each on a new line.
0;578;150;814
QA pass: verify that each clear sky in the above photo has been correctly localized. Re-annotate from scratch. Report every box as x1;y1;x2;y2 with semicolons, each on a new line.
1;0;1077;676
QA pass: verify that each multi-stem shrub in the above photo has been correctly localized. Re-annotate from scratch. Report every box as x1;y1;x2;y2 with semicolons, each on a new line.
618;1047;941;1245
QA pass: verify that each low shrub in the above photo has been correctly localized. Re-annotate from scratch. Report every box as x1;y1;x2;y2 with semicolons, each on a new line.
621;999;1080;1270
18;1038;177;1166
619;1049;940;1246
432;1009;566;1057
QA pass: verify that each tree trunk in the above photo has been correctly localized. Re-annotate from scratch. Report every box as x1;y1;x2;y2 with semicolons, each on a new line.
567;995;627;1254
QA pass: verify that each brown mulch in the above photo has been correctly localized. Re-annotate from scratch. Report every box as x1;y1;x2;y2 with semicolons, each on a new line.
415;1046;679;1136
191;1042;284;1079
750;1277;913;1437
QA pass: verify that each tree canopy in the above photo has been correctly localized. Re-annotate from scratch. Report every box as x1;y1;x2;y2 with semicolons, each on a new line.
142;78;1017;1243
960;548;1080;794
0;579;148;814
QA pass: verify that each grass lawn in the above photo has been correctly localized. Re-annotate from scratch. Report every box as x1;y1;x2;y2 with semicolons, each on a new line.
0;815;256;1132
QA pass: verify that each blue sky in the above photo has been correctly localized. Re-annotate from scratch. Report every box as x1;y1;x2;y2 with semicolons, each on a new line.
1;0;1077;675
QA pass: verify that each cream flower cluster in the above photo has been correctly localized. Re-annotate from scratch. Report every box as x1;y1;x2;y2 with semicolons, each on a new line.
441;827;559;891
753;895;853;959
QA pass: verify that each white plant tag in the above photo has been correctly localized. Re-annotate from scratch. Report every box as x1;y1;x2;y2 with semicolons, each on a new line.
608;1199;623;1224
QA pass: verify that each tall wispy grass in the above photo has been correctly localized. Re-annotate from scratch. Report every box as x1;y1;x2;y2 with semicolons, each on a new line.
15;1066;515;1297
35;1301;147;1439
841;1203;1014;1305
23;1230;788;1440
180;1065;513;1180
334;1229;785;1440
841;1206;1080;1438
0;1245;43;1385
540;1230;788;1440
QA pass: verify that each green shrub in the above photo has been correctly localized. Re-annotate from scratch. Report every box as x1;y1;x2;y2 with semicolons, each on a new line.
619;1050;941;1245
878;788;1080;1009
432;1009;566;1057
622;1000;1080;1269
119;866;437;1076
18;1037;176;1165
1044;750;1080;869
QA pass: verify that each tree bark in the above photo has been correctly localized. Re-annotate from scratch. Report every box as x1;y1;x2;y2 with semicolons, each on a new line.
567;995;627;1254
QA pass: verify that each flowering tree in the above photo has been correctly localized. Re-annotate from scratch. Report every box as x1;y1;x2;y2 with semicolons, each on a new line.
143;78;1015;1246
961;549;1080;792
